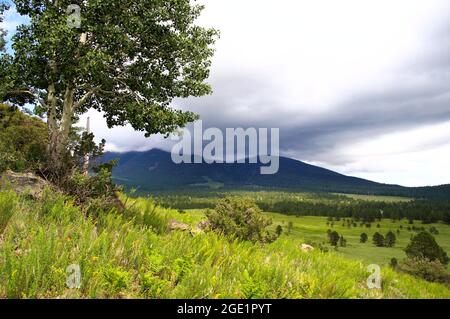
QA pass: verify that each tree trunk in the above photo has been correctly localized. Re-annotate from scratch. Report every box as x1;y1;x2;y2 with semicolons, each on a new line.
46;84;76;177
47;81;60;170
82;117;91;175
58;87;75;154
46;31;87;178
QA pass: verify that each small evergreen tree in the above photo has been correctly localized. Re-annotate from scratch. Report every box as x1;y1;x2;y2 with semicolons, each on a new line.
373;232;385;247
429;226;439;235
339;236;347;247
287;221;293;235
276;225;283;237
329;231;340;246
385;231;397;247
405;232;449;265
360;233;368;243
390;258;398;269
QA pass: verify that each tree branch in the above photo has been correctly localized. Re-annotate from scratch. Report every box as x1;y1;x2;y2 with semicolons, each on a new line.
7;89;48;108
74;89;96;109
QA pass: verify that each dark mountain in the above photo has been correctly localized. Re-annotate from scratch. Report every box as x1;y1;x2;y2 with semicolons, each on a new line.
101;149;450;199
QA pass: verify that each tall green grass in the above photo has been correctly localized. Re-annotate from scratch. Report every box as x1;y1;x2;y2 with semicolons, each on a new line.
0;190;16;234
0;189;449;299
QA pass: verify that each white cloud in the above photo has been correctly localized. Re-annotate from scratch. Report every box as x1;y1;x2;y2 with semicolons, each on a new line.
309;121;450;186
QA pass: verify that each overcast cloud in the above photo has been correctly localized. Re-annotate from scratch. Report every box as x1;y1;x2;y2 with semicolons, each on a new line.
3;0;450;186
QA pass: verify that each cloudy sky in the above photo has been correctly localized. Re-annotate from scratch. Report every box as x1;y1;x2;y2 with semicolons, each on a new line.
3;0;450;187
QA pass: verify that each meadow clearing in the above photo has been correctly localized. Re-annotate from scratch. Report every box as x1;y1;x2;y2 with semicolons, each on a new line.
179;209;450;267
1;189;450;299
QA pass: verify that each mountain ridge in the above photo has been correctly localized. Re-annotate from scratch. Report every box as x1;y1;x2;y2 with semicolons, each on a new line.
101;149;450;199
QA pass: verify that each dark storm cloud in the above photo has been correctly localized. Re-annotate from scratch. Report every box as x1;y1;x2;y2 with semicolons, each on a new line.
173;15;450;166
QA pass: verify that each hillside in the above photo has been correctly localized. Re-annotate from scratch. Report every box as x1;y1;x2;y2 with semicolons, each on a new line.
102;149;450;199
1;189;449;299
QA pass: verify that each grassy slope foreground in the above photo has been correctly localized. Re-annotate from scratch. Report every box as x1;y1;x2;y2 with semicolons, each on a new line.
0;190;449;299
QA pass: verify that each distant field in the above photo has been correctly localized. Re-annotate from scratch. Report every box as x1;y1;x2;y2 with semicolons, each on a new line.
334;193;413;202
184;209;450;267
266;214;450;266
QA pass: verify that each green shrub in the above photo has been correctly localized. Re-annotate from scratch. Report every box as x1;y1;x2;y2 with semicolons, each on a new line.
373;232;385;247
360;233;368;243
275;225;283;237
429;226;439;235
206;197;276;243
385;231;396;247
141;274;171;298
63;167;121;208
339;236;347;247
103;266;130;293
398;257;450;286
241;270;266;299
328;231;339;246
390;258;398;269
405;232;449;265
173;256;193;283
0;104;47;174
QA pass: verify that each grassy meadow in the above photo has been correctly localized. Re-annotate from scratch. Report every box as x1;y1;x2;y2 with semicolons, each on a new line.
267;214;450;266
178;209;450;267
1;189;450;299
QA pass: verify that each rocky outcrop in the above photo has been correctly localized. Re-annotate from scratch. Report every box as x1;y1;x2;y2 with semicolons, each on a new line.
0;171;51;199
168;219;190;232
300;243;314;252
197;220;211;230
168;219;211;236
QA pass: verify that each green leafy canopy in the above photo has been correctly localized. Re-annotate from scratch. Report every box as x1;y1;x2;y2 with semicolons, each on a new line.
0;0;218;136
0;2;8;52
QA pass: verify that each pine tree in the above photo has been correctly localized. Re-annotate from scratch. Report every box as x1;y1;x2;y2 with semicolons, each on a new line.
328;231;340;246
405;232;449;265
360;233;368;243
373;232;385;247
385;231;396;247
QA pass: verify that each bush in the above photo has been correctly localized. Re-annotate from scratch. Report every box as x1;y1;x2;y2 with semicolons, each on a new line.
328;231;340;246
398;257;450;286
390;258;398;269
0;104;47;173
62;164;123;214
405;232;449;265
339;236;347;247
275;225;283;237
140;274;171;298
103;266;131;294
385;231;396;247
206;197;276;243
287;221;293;234
429;226;439;235
63;165;117;199
360;233;368;243
373;232;385;247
